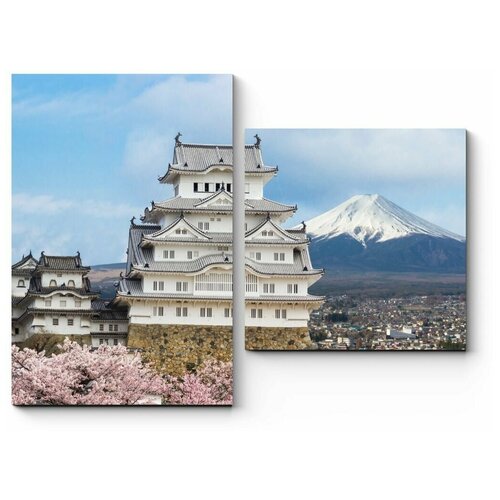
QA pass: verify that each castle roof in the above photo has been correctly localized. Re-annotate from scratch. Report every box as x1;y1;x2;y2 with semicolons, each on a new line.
142;195;295;221
128;243;322;277
159;143;277;183
91;299;129;321
36;252;90;272
12;252;38;276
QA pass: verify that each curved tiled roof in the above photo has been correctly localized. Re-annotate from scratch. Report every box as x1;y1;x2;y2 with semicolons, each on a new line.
142;196;295;221
36;252;90;272
129;245;322;277
159;143;277;183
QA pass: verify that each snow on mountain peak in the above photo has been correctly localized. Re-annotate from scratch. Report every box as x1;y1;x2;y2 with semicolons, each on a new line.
299;194;465;245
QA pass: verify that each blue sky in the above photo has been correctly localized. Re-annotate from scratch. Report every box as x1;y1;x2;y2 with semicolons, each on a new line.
246;129;466;236
12;74;232;264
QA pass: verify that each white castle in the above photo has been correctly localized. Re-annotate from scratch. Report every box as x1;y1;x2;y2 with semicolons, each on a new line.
11;252;128;346
12;135;323;347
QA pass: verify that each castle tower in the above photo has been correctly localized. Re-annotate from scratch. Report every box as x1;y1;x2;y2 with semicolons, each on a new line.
11;252;99;342
244;135;324;349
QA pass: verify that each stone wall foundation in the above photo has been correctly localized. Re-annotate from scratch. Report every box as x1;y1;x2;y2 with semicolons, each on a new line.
127;324;233;377
245;327;313;350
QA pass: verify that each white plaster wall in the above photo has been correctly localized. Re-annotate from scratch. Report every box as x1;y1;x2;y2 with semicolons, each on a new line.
244;176;264;199
128;300;233;326
33;294;92;309
91;320;129;334
22;314;92;336
245;246;293;263
41;272;84;288
142;275;194;294
177;170;233;197
245;302;310;327
91;336;127;348
12;276;29;297
152;242;231;262
253;276;309;296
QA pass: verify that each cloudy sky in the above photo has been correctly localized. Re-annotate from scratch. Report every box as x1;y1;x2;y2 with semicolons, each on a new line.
245;129;466;236
12;74;232;264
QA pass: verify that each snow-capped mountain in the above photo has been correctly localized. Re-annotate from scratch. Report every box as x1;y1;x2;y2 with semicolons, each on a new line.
303;194;465;246
301;195;466;273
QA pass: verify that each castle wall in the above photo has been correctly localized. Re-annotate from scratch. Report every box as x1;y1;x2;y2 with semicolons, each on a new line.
245;326;313;350
127;323;232;376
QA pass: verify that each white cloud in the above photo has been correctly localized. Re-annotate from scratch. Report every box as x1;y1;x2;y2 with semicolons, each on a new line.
12;193;73;214
259;129;466;183
13;193;138;219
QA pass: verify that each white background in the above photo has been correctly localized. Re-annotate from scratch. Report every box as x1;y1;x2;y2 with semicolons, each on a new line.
1;2;499;499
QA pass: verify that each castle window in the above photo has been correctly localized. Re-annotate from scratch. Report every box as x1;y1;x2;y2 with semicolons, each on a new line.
153;281;165;291
250;308;263;319
99;339;104;345
99;324;104;331
217;246;229;251
287;284;299;294
109;324;113;332
57;273;62;277
114;324;118;331
15;328;19;335
194;182;199;193
53;318;59;325
274;252;285;261
67;318;74;326
199;307;212;318
163;250;175;259
227;183;232;192
263;283;275;294
174;185;179;197
113;339;119;346
49;279;57;286
176;282;188;292
17;279;25;287
68;280;75;287
262;231;267;237
275;309;287;319
153;307;164;317
255;252;261;261
75;299;81;308
176;307;188;317
45;299;52;307
245;274;258;293
224;308;233;318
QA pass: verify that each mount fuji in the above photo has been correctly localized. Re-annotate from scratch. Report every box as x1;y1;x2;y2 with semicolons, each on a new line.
301;194;466;273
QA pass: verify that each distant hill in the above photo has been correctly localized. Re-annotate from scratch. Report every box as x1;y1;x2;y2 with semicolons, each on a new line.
88;262;126;300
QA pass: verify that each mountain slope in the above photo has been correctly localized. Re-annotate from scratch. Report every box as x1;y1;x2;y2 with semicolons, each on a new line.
304;194;465;245
302;195;466;273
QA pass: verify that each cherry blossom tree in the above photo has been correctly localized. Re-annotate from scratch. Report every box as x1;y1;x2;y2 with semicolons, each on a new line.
12;339;166;405
163;359;233;405
12;339;233;406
